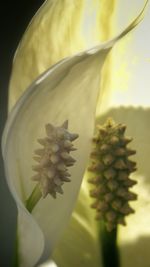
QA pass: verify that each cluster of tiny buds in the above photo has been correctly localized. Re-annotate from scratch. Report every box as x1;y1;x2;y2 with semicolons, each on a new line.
32;120;78;198
88;118;137;231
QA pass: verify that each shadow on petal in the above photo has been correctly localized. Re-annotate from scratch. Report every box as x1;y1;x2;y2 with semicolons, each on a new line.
2;2;148;264
2;47;110;267
52;179;102;267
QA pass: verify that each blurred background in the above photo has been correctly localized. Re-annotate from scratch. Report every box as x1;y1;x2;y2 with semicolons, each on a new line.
1;1;150;267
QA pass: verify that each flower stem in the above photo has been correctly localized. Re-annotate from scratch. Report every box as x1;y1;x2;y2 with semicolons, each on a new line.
13;228;19;267
99;220;120;267
26;184;42;212
13;186;42;267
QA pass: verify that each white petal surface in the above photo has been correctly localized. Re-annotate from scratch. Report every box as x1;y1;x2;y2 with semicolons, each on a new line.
3;46;109;267
2;2;148;267
9;0;107;111
53;177;102;267
9;0;146;111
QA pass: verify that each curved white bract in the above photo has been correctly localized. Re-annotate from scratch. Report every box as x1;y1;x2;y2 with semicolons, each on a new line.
2;1;148;266
2;45;109;267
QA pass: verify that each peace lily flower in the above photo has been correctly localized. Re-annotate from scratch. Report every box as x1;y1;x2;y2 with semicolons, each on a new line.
96;6;150;267
53;2;150;267
2;1;149;267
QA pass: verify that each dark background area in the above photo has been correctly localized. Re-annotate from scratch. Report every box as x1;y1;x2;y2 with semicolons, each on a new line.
0;1;44;266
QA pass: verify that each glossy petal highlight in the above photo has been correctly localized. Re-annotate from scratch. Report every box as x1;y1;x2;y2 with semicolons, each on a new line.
2;46;109;267
2;1;148;266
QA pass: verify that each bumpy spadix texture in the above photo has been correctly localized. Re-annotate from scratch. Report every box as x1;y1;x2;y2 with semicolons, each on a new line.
32;120;78;198
2;1;148;266
88;119;137;231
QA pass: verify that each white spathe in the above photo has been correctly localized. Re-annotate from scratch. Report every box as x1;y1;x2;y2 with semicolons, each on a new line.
2;45;109;267
2;1;148;267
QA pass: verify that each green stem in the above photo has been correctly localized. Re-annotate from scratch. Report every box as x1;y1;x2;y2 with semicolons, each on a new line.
13;185;42;267
100;221;120;267
13;228;19;267
26;184;42;212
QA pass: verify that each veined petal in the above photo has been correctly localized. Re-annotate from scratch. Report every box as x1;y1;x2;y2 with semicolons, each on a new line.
8;0;96;110
8;0;148;111
2;45;110;267
2;2;148;267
